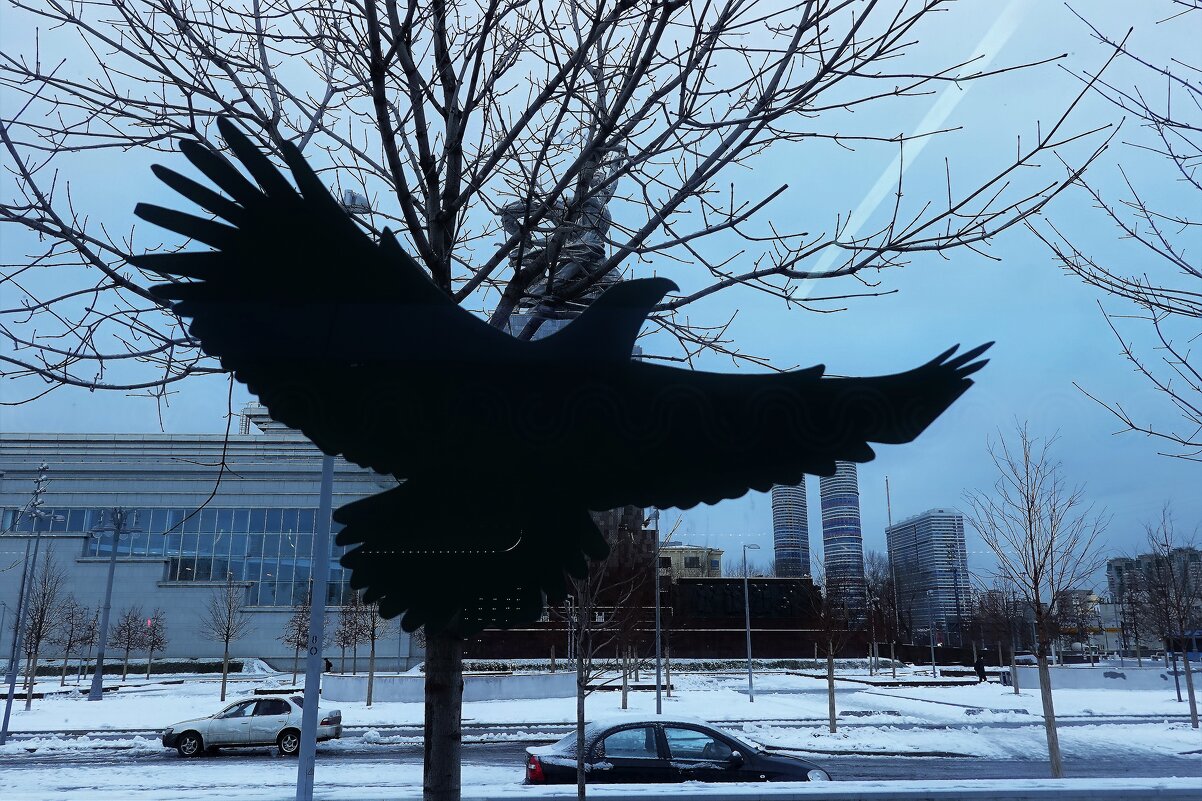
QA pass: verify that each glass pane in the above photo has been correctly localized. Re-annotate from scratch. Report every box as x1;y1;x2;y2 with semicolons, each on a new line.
298;509;315;533
183;510;200;534
149;509;168;534
210;559;230;582
282;509;299;534
182;532;200;557
178;557;197;580
197;532;216;557
265;509;282;532
167;509;186;534
200;508;217;533
233;509;250;533
248;509;266;534
193;558;213;582
663;728;730;761
66;509;85;532
216;508;233;534
167;558;181;581
602;727;657;759
264;534;282;557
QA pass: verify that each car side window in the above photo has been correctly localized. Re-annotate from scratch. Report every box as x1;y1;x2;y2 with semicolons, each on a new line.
221;701;255;718
254;698;291;716
663;727;732;761
598;726;658;759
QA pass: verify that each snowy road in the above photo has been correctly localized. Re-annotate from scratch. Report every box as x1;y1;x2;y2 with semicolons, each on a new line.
2;739;1199;780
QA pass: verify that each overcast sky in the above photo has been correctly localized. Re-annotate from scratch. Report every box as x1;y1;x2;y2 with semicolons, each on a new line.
2;1;1199;589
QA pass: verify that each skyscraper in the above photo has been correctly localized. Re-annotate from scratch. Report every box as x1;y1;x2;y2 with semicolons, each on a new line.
771;480;810;577
885;508;970;646
819;461;866;615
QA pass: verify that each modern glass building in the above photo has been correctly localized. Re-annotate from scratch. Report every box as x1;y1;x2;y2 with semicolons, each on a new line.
770;480;810;578
0;407;419;669
818;461;866;615
885;508;970;646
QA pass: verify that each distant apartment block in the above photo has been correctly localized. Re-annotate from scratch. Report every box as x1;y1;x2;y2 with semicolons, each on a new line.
885;507;970;645
659;543;724;578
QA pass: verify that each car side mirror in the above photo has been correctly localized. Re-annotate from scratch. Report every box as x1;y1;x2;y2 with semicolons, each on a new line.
728;750;744;767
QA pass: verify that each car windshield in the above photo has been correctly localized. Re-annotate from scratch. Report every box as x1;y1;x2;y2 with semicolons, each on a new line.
291;696;304;708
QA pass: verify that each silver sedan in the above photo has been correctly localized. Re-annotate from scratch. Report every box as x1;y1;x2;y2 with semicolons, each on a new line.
162;695;342;757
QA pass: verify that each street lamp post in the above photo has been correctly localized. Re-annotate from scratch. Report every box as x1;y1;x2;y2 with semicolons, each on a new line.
88;508;140;701
926;589;938;678
2;463;52;744
742;543;760;702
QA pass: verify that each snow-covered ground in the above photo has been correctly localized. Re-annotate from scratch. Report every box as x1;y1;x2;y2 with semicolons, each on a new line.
4;668;1200;800
5;668;1198;733
4;760;1201;801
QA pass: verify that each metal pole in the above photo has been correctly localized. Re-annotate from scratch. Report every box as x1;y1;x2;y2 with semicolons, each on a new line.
654;513;663;716
743;545;754;703
927;591;937;678
89;510;125;701
297;454;335;801
0;539;34;746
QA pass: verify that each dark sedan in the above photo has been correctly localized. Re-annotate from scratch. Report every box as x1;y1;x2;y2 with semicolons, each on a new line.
525;718;831;784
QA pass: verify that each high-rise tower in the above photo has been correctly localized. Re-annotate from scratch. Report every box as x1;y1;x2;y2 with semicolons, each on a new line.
885;508;970;646
819;461;867;614
771;480;810;577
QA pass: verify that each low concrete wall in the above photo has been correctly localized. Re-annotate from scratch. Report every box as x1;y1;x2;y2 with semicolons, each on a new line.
323;671;576;703
1007;665;1184;691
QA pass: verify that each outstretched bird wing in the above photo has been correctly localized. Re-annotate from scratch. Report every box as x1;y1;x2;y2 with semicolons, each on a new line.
130;118;516;475
573;344;991;511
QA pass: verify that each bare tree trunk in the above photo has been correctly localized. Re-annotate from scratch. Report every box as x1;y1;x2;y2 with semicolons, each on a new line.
665;644;672;698
1036;654;1064;778
147;647;154;680
890;642;897;680
25;646;39;704
122;647;130;681
576;644;586;801
293;645;300;684
1182;656;1199;729
60;656;69;687
220;643;230;702
367;637;377;707
353;643;358;675
424;632;462;801
340;646;346;673
620;646;628;710
826;643;836;734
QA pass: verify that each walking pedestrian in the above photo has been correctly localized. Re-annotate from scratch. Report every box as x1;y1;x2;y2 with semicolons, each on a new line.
974;655;987;683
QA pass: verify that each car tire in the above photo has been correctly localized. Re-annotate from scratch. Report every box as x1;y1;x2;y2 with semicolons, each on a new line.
278;729;301;757
176;731;204;758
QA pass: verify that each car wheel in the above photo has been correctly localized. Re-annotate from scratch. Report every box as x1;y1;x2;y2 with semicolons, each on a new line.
176;731;204;758
278;729;301;757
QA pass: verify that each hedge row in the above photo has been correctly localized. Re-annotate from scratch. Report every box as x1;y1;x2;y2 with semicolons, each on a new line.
29;659;244;678
453;657;900;673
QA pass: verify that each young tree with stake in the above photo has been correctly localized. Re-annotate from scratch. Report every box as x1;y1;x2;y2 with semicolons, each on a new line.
965;424;1107;778
199;577;251;702
108;605;148;682
144;609;169;680
48;597;91;687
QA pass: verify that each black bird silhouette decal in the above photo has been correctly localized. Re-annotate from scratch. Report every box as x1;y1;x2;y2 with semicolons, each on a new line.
132;119;992;635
